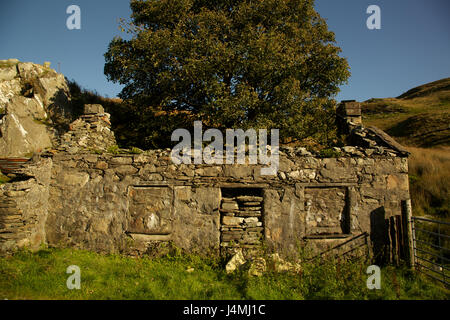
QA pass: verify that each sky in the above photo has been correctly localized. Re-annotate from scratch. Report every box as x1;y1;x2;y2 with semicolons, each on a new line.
0;0;449;102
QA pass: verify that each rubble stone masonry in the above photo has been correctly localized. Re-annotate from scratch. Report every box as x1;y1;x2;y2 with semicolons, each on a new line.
0;101;411;259
1;149;410;259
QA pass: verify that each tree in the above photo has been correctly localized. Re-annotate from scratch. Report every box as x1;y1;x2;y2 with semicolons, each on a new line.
104;0;350;148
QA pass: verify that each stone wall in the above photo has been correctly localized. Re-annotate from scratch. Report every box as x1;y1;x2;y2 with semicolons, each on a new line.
220;189;264;256
57;104;116;153
0;157;52;252
37;148;410;258
0;100;412;260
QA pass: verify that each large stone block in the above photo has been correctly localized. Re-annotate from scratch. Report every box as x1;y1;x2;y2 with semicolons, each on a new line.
195;166;222;177
223;165;253;179
319;167;355;182
192;187;221;214
127;186;173;234
174;186;191;201
57;171;90;188
84;104;104;115
387;174;409;191
114;165;138;176
222;201;239;211
222;216;244;226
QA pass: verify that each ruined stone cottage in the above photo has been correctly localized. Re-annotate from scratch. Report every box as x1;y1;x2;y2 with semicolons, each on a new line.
0;61;411;260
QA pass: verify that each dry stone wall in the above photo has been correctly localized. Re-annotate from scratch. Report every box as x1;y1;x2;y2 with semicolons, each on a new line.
0;157;52;252
220;190;264;256
58;104;116;153
31;147;410;259
0;100;412;260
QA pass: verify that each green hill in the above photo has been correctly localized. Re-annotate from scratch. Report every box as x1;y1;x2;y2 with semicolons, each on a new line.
360;78;450;218
361;77;450;148
397;78;450;100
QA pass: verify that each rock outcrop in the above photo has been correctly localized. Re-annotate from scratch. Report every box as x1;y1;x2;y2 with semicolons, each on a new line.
0;59;72;157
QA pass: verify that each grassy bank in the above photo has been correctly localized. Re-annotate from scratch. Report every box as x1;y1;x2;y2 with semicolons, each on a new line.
361;78;450;148
0;248;447;300
361;79;449;219
407;147;449;218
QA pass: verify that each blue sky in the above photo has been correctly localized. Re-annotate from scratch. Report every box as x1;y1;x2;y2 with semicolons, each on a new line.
1;0;449;101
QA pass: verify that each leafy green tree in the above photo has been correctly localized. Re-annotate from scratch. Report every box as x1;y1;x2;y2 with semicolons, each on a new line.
104;0;350;148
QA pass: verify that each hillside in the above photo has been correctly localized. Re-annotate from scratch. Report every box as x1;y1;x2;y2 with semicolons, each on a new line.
361;78;450;218
361;78;450;148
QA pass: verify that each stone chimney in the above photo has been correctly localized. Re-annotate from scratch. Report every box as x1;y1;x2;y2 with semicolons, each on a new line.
336;100;362;134
58;104;116;153
81;104;112;128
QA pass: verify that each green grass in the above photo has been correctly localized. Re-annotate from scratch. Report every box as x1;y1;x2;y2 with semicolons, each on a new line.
407;147;450;218
129;147;143;154
318;148;341;158
106;145;120;155
0;248;448;300
361;79;450;221
362;79;450;148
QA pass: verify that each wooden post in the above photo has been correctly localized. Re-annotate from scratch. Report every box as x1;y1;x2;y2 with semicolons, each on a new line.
393;216;399;266
401;199;415;269
387;217;393;264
